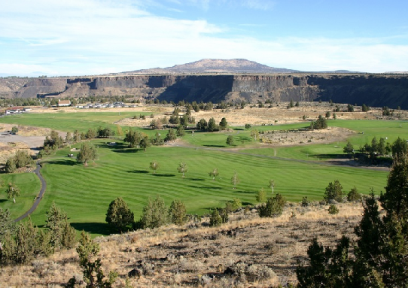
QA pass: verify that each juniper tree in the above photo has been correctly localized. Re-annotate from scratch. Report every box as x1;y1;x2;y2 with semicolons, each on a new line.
77;142;97;166
226;135;234;146
207;117;218;132
105;197;134;232
164;128;177;142
68;231;117;288
169;200;187;226
5;158;16;173
139;136;150;151
219;118;228;130
258;194;286;218
324;180;343;202
140;196;168;229
297;154;408;287
343;141;354;155
45;202;76;249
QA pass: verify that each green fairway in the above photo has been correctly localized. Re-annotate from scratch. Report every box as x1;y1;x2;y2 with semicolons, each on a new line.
0;172;41;219
0;113;400;237
0;139;386;236
241;120;408;161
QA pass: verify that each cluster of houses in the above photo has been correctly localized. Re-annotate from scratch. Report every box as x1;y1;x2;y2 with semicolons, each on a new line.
2;100;139;115
76;102;137;109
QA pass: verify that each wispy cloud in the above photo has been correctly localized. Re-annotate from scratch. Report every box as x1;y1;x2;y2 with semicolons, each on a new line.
0;0;407;76
241;0;275;11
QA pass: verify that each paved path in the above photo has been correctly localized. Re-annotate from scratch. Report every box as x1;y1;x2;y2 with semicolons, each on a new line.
14;161;46;222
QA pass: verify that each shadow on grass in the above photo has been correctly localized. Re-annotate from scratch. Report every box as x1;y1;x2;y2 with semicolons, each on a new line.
112;148;140;154
310;153;348;160
45;160;77;166
203;145;226;148
99;142;128;150
71;222;111;236
237;136;252;142
242;202;253;206
188;185;221;190
128;170;149;174
152;173;176;177
235;190;257;194
189;178;205;181
0;199;8;203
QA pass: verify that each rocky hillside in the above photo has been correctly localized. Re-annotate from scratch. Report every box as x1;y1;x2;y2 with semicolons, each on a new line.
120;59;297;74
2;73;408;109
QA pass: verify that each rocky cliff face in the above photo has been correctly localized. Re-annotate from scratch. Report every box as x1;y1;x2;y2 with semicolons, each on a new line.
2;74;408;109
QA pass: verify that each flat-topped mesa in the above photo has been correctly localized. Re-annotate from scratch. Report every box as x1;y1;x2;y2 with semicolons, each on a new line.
2;74;408;109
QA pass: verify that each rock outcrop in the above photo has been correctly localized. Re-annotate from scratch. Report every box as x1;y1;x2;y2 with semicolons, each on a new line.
2;74;408;109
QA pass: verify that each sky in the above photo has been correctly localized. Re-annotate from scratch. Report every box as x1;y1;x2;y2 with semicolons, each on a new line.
1;0;408;76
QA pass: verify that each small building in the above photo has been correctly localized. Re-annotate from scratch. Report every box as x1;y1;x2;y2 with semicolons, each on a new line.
5;107;23;114
58;100;71;107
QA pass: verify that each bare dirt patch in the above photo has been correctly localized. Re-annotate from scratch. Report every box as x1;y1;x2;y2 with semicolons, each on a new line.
260;126;355;146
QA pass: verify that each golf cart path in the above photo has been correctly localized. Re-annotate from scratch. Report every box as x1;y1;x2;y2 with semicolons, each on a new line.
14;161;46;222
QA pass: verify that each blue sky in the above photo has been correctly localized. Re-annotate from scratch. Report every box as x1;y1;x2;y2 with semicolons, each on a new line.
1;0;407;76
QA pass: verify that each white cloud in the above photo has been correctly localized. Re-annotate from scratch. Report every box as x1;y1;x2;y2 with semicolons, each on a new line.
0;0;407;75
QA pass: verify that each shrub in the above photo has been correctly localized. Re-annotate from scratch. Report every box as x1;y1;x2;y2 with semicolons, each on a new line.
245;124;251;129
5;158;16;173
324;180;343;203
328;204;339;214
231;198;242;211
259;194;286;218
169;200;187;226
256;188;267;202
226;135;234;146
347;187;361;202
301;196;310;207
140;196;168;229
209;209;222;227
14;150;33;168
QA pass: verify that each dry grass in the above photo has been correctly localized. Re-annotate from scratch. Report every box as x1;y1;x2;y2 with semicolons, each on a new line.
28;101;402;128
0;201;367;287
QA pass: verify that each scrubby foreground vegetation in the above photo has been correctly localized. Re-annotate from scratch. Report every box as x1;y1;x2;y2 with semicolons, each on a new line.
0;201;364;287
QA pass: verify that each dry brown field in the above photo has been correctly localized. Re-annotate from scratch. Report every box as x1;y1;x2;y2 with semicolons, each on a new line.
0;201;369;287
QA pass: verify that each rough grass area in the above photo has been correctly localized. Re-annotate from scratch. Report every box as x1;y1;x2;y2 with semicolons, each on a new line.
0;201;365;287
0;112;152;133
